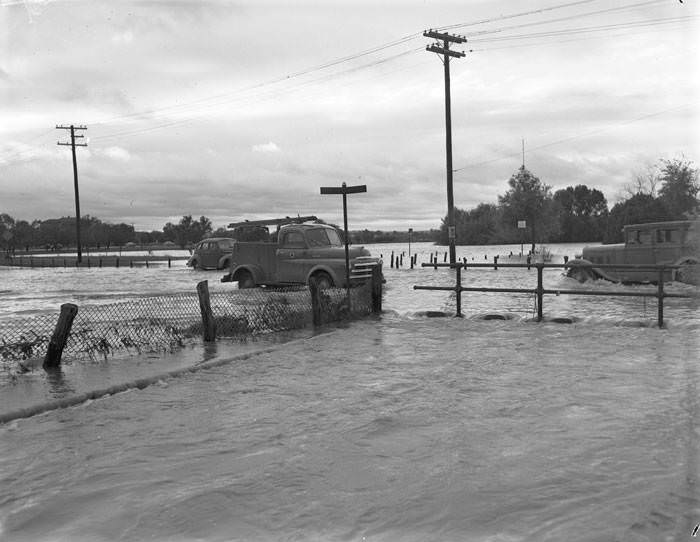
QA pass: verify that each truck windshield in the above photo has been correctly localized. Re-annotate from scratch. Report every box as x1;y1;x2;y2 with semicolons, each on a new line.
307;228;342;247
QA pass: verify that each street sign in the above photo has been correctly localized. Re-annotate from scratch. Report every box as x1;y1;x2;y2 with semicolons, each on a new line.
319;182;368;300
518;220;526;229
320;184;367;195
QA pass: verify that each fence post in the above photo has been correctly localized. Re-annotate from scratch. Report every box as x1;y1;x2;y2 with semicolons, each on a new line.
43;303;78;369
310;278;322;326
371;264;383;313
657;268;665;328
455;265;462;317
536;263;544;322
196;280;217;342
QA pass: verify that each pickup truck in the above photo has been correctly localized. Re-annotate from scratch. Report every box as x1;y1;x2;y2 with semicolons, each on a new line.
220;223;381;288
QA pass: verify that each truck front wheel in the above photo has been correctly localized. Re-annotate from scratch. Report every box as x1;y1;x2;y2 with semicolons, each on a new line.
312;272;334;290
237;270;256;289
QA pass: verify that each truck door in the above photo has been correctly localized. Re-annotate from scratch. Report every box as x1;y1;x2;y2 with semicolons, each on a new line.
276;230;309;283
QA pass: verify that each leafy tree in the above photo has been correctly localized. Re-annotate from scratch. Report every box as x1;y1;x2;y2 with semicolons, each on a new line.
163;215;212;248
440;203;503;245
498;166;559;251
603;193;670;243
657;158;699;218
553;185;608;241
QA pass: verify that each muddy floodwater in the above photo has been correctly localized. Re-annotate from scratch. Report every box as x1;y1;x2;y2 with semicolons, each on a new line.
1;242;699;541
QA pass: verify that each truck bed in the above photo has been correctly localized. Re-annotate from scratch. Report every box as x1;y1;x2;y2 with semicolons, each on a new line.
232;242;278;282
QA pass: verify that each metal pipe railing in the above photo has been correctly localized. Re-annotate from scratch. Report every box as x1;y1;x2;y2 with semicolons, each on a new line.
414;262;697;327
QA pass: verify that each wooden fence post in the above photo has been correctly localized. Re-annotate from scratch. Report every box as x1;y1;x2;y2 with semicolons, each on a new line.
197;280;217;342
657;268;665;328
536;264;544;322
455;265;462;317
309;278;323;326
44;303;78;369
371;264;383;313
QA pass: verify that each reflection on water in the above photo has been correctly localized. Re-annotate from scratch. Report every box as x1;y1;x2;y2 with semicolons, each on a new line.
0;242;698;542
44;367;74;399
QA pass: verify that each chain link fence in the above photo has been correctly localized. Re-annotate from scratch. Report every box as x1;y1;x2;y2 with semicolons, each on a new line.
1;282;376;368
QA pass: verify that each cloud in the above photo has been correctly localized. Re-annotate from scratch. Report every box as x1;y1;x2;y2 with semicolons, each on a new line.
111;30;134;44
99;146;131;161
252;142;280;153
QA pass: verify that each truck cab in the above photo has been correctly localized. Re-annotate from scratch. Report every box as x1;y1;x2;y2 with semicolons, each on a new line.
222;223;381;288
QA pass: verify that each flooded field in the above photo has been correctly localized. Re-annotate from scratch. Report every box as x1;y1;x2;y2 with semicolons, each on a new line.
1;242;699;541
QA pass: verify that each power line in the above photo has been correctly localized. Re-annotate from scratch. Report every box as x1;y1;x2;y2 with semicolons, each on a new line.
455;0;668;37
437;0;604;31
452;103;694;174
469;15;696;43
90;46;425;143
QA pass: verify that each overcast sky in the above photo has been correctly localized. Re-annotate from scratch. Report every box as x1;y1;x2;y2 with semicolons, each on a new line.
1;0;698;232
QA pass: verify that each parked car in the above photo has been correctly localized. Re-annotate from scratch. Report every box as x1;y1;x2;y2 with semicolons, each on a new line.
187;237;236;270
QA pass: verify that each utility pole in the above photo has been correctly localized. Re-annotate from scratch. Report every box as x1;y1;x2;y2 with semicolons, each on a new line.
424;29;466;267
57;124;87;263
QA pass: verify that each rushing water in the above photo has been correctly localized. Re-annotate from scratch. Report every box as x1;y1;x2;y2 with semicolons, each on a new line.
1;242;699;541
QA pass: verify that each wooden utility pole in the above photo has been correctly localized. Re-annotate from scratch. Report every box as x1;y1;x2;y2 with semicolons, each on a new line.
424;29;466;266
57;125;87;263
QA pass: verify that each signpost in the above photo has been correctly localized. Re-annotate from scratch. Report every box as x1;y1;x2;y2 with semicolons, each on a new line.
320;183;367;301
518;220;526;256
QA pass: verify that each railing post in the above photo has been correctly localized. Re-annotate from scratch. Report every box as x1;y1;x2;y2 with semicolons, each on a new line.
657;267;665;328
310;278;322;326
196;280;217;342
371;265;383;313
44;303;78;369
536;263;544;322
455;265;462;317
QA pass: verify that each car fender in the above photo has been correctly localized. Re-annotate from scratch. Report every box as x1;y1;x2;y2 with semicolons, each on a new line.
217;254;232;270
672;256;699;284
565;258;600;282
230;264;265;284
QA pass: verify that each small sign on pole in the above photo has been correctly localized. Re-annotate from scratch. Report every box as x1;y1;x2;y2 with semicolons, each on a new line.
518;220;526;256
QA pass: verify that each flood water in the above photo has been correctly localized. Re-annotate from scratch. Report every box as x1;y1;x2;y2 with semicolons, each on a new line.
1;242;699;541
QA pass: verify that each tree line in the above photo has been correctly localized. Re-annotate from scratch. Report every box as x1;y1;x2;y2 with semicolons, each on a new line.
437;158;699;248
2;158;697;252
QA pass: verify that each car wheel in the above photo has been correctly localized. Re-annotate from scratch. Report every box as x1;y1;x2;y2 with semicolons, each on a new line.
570;266;591;283
312;272;334;290
237;270;256;289
191;259;200;270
